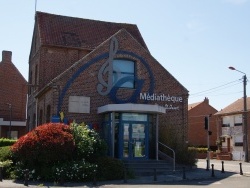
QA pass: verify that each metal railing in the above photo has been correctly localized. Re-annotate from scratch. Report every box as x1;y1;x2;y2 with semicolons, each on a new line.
158;141;175;172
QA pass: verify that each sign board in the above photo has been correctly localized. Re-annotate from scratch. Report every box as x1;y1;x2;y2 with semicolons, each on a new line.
68;96;90;113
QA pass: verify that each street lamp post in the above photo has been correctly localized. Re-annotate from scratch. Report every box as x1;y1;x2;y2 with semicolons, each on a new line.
229;66;248;162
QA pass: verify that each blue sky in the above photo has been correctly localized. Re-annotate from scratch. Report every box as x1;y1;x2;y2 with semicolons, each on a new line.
0;0;249;111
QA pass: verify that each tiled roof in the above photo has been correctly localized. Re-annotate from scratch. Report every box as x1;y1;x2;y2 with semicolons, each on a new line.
215;97;250;115
36;11;148;50
188;102;202;110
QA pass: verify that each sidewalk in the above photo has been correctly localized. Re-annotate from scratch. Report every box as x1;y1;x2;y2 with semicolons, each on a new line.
1;159;249;187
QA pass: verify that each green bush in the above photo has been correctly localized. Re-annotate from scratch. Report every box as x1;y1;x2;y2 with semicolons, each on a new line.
70;122;107;162
0;146;13;179
158;123;197;166
96;156;124;181
0;138;16;147
188;147;208;153
0;146;11;161
176;146;197;166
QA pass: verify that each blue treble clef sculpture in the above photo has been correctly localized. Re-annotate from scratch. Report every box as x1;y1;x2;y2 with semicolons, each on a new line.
97;37;118;96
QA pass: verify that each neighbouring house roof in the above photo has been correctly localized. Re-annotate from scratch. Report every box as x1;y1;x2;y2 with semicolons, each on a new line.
188;101;202;110
35;11;149;51
188;97;215;111
215;97;250;115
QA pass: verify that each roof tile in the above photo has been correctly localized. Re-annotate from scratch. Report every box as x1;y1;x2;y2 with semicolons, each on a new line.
36;11;148;50
215;97;250;115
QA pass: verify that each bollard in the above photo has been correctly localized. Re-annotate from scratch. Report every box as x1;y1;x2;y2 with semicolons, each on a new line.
0;167;3;181
239;163;243;175
124;168;127;183
206;159;209;171
182;167;186;180
211;164;215;177
153;168;157;181
24;169;29;186
221;161;225;173
59;173;64;186
92;170;97;186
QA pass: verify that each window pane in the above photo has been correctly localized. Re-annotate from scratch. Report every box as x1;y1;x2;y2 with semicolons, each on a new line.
122;113;147;121
113;59;135;88
113;60;134;73
7;131;18;139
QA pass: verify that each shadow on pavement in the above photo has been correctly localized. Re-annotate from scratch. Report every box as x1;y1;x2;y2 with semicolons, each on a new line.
4;167;242;187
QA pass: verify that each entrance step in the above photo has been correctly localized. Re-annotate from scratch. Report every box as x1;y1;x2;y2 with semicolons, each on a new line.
123;160;177;177
216;152;232;160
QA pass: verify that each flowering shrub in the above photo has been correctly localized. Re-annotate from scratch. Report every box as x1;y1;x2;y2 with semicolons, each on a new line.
13;162;34;180
9;122;110;181
70;122;107;162
0;159;13;167
11;123;75;180
11;123;75;166
52;160;97;182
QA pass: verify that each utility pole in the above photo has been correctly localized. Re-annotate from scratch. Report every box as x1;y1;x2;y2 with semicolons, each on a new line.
229;67;248;162
243;74;248;162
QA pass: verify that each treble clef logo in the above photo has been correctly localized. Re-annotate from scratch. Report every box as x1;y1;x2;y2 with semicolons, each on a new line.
97;37;118;96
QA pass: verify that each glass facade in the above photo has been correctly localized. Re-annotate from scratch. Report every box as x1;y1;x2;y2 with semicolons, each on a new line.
103;112;153;160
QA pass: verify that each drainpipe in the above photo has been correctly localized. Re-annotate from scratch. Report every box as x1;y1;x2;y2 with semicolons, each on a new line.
111;112;115;158
36;98;38;127
156;114;159;160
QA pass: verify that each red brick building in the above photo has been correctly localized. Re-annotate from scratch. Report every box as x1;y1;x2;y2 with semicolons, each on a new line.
0;51;27;139
27;12;188;160
188;98;218;149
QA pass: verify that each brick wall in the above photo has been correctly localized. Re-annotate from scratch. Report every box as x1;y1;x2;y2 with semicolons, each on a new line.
188;98;218;147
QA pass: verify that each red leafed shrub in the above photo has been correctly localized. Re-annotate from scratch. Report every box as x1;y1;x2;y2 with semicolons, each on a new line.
11;123;75;166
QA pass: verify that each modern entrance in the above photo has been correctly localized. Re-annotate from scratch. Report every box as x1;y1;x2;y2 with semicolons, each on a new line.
98;103;166;160
121;121;148;159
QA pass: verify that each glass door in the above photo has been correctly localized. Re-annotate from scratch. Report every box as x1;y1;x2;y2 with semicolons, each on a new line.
122;122;148;159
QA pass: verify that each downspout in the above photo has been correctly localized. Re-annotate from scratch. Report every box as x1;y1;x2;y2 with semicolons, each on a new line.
156;114;159;160
111;112;115;157
36;97;38;127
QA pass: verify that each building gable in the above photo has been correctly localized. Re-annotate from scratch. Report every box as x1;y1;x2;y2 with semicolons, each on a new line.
0;51;27;121
41;29;188;114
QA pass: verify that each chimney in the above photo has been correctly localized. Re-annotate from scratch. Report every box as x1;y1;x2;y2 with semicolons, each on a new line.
2;50;12;63
204;97;209;104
